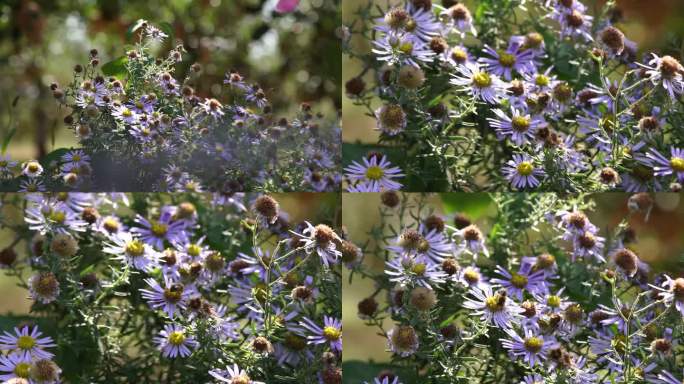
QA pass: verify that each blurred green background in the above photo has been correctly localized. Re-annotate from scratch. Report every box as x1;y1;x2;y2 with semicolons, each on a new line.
342;193;684;363
0;0;341;161
342;0;684;145
0;192;341;315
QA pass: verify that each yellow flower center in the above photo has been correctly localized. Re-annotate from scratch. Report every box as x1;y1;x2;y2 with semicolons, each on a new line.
0;160;7;167
524;336;544;353
365;165;384;181
398;41;414;55
323;326;342;341
511;115;531;132
472;71;492;88
284;333;307;350
412;263;426;276
27;162;40;173
17;335;37;350
547;295;561;307
463;268;480;283
72;154;81;161
485;294;505;312
150;221;168;236
49;210;66;224
498;51;516;67
14;362;31;378
186;243;201;257
517;162;534;176
535;74;550;87
670;156;684;172
452;49;467;63
510;273;528;288
125;240;145;257
168;331;186;346
231;375;251;384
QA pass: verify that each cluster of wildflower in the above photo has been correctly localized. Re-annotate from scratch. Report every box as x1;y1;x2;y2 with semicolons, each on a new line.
0;21;341;192
348;192;684;383
344;0;684;192
0;192;341;382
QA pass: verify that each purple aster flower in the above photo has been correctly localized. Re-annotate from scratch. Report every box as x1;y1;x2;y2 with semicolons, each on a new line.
154;324;198;358
644;147;684;182
103;231;158;271
588;327;638;367
451;62;505;104
18;179;44;193
455;224;489;257
502;154;545;189
0;154;17;178
492;263;547;300
223;70;250;91
443;45;471;67
21;160;43;178
0;353;33;382
140;277;190;318
440;3;476;37
0;326;55;361
521;67;558;94
385;255;446;288
657;370;684;384
462;285;523;329
366;377;402;384
111;104;137;124
521;374;544;384
480;43;537;81
551;8;593;41
487;108;544;146
456;265;489;289
651;275;684;317
131;210;187;250
346;181;380;192
245;86;269;109
637;54;684;102
291;222;341;267
387;324;419;357
299;316;342;353
501;328;557;367
199;98;225;119
375;4;441;42
209;364;265;384
129;95;156;114
344;155;404;191
373;32;435;67
387;226;451;263
571;230;606;262
25;201;87;234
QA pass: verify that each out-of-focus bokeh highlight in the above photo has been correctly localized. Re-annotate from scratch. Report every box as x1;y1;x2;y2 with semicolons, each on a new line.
342;0;684;144
0;0;341;160
342;193;684;362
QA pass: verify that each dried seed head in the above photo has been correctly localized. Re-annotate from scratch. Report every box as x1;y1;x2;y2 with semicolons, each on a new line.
651;338;672;354
81;207;100;224
291;285;314;302
638;116;660;133
524;32;544;49
30;359;60;382
30;272;59;301
599;26;625;55
398;65;425;89
672;277;684;301
314;224;336;245
659;56;683;78
398;229;424;250
358;297;379;318
384;8;410;29
378;104;407;132
391;325;418;351
50;233;79;257
449;4;471;21
628;192;653;212
553;82;573;103
563;303;583;324
535;253;556;270
599;167;619;185
252;336;274;354
0;247;17;267
80;272;99;289
409;287;437;311
411;0;432;10
381;191;400;208
462;224;482;241
253;195;279;221
340;240;362;265
440;324;458;339
453;213;471;229
320;366;342;384
521;300;537;318
428;36;448;54
345;77;366;97
423;215;445;233
565;10;585;28
441;258;459;275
